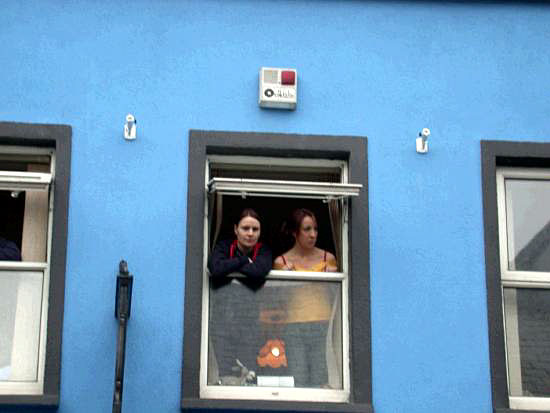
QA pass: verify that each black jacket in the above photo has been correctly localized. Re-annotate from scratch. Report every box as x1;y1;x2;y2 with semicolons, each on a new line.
208;239;272;279
0;237;22;261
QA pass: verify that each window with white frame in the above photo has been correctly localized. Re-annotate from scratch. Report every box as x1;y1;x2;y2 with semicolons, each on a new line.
202;156;360;402
0;122;71;408
497;167;550;411
182;130;372;413
0;148;54;395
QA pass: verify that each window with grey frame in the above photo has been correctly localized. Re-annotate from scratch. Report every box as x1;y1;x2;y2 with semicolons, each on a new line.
482;141;550;413
0;121;71;409
182;130;372;413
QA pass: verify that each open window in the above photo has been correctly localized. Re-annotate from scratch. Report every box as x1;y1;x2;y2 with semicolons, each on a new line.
0;122;71;408
204;156;359;402
482;141;550;412
182;130;372;413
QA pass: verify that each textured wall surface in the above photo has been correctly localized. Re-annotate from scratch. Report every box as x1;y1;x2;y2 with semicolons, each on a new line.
1;1;550;412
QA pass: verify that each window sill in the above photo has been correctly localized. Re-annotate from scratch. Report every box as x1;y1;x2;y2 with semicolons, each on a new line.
0;394;58;409
182;397;373;413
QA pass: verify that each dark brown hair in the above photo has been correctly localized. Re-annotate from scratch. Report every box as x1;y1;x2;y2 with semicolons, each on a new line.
235;208;261;226
285;208;317;238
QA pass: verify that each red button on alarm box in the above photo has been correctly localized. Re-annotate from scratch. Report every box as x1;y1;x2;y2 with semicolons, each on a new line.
281;70;295;85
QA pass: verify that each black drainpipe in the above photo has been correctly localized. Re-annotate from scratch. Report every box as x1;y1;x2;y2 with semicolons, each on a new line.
113;260;133;413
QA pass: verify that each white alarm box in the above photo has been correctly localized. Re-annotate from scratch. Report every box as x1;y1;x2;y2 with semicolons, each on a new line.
259;67;297;110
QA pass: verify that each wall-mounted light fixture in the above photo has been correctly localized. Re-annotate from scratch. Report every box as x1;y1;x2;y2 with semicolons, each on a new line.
416;128;430;154
123;114;137;140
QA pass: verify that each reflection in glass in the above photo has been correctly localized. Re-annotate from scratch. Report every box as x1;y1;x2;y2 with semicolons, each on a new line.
505;179;550;272
0;271;43;382
208;279;342;389
504;288;550;397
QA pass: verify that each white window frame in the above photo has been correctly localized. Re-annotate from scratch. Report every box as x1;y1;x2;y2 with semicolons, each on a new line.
0;145;55;396
199;155;357;403
208;178;361;200
496;167;550;411
0;171;51;191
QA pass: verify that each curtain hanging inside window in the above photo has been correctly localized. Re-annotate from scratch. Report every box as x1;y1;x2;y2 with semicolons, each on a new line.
210;193;223;251
325;292;342;389
328;199;342;271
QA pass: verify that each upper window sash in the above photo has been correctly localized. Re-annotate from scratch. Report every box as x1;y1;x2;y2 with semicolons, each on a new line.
497;167;550;285
207;178;362;200
0;170;52;192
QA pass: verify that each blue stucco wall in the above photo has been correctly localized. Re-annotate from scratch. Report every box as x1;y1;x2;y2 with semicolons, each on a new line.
1;1;550;412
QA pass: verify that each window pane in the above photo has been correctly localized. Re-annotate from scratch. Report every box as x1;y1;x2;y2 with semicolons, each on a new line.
505;179;550;271
503;288;550;397
0;271;43;382
208;279;342;389
1;189;49;263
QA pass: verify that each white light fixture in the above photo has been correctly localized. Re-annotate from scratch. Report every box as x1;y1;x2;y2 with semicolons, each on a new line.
124;114;137;140
416;128;430;154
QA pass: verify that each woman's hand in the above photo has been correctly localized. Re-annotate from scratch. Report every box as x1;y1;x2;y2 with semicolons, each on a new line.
282;261;295;271
273;256;294;271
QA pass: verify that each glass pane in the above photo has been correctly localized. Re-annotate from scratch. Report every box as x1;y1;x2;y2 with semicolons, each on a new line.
503;288;550;397
0;270;43;382
208;279;342;389
505;179;550;271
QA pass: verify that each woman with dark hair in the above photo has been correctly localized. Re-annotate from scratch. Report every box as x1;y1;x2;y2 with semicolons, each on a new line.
208;208;272;279
207;208;272;384
272;208;337;388
273;208;337;272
